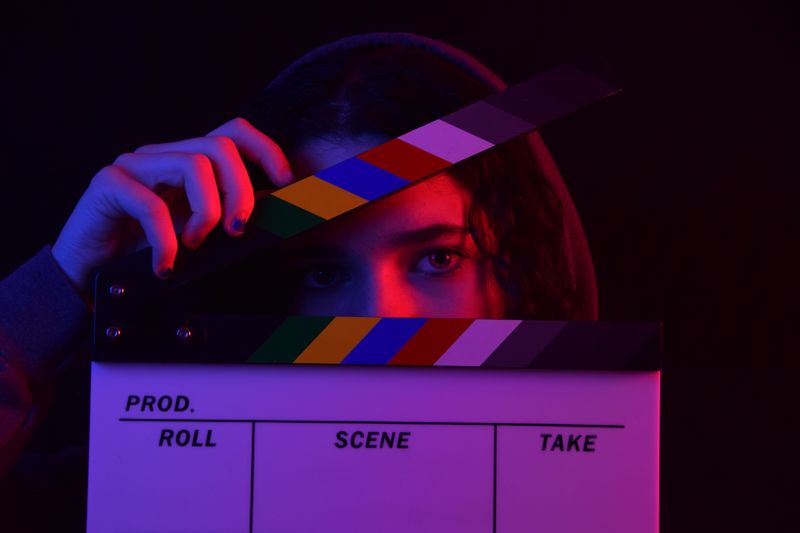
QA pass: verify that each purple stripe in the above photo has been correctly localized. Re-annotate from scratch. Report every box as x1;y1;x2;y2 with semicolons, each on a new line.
398;120;493;163
482;321;568;367
434;320;522;367
441;101;535;145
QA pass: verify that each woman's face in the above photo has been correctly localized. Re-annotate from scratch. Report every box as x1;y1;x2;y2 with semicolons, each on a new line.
279;137;504;318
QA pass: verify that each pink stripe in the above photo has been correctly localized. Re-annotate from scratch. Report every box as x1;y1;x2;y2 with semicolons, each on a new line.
399;120;494;163
434;319;522;366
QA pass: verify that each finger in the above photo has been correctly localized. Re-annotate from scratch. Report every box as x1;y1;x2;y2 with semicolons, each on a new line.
208;117;295;187
90;165;178;277
113;152;222;249
134;136;255;235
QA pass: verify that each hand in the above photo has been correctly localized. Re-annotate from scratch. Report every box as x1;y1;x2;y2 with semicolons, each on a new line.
51;117;295;296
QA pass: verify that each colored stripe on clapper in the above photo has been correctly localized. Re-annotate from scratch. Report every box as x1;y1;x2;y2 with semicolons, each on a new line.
245;316;659;369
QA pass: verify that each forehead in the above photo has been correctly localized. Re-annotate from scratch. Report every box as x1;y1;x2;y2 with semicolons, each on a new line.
290;173;469;250
288;137;470;249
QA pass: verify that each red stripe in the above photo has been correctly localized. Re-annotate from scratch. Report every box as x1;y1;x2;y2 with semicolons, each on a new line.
388;319;474;366
357;138;451;182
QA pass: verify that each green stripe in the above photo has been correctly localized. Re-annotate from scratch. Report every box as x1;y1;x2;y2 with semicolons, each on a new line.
248;316;334;363
253;195;326;238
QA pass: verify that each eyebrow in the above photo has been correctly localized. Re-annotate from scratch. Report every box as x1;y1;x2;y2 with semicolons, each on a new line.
281;223;468;261
386;223;467;247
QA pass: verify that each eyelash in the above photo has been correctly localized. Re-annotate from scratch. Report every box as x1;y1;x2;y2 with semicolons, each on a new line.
300;264;351;290
410;247;464;276
297;247;465;290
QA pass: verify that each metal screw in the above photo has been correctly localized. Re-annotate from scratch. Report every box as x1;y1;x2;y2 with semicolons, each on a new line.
108;284;126;298
176;326;192;342
105;326;122;339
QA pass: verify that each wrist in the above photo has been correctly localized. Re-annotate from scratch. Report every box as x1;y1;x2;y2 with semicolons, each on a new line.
50;242;92;305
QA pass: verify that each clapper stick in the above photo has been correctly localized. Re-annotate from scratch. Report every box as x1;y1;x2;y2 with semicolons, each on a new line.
255;63;620;239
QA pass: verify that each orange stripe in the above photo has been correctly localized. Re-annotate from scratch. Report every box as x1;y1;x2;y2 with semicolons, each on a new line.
272;176;367;220
357;138;451;182
388;318;474;366
295;316;380;364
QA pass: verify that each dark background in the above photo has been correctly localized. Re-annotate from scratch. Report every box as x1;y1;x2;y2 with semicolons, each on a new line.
3;0;798;530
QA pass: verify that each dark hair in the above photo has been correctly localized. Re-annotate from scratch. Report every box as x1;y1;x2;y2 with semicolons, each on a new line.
243;45;576;319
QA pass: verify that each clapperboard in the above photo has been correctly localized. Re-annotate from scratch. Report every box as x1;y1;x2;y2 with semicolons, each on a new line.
87;65;661;532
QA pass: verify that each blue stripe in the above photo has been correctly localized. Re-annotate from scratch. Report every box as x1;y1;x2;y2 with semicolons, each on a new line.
315;157;409;201
342;318;428;365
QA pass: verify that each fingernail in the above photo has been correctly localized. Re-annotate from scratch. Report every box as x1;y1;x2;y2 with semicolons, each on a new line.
157;267;173;279
231;217;247;233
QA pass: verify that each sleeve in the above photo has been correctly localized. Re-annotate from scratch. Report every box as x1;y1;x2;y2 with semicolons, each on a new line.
0;245;92;478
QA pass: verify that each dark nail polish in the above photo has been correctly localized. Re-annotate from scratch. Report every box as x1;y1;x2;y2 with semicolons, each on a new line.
232;217;247;232
157;267;173;279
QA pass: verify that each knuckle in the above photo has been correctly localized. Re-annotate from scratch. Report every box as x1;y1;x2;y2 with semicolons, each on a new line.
91;165;122;188
208;134;237;155
141;198;168;221
113;152;134;165
231;117;250;127
134;143;155;153
184;153;213;175
228;116;250;132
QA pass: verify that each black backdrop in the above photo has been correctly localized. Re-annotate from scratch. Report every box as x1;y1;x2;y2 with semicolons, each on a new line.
3;0;798;530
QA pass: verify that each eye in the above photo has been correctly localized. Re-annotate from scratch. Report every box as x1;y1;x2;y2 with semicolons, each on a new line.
302;266;349;289
412;249;462;275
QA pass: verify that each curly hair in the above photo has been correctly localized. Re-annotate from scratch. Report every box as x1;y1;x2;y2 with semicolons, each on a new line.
242;45;577;319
